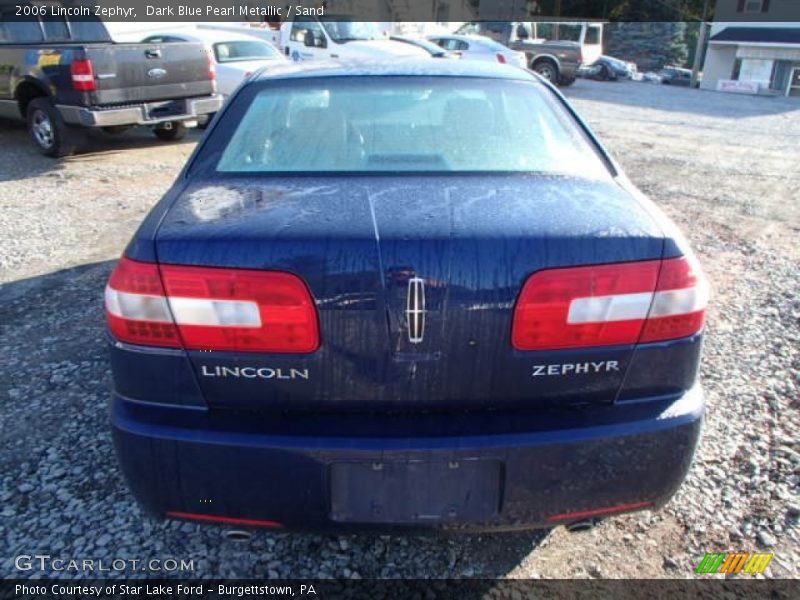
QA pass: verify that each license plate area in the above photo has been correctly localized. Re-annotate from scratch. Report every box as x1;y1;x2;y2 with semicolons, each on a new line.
329;460;502;524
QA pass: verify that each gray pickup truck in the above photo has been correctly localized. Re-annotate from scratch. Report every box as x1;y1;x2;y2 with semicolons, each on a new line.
456;21;595;87
0;7;222;156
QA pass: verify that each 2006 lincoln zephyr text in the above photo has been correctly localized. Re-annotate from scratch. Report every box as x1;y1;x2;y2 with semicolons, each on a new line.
106;60;708;532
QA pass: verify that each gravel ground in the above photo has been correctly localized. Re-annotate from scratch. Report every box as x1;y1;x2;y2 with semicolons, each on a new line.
0;79;798;580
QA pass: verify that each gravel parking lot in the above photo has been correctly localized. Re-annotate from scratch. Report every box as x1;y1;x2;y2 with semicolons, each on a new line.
1;79;798;579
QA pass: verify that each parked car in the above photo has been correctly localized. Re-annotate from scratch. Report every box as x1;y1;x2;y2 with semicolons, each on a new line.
427;34;526;68
455;21;601;86
196;22;281;48
580;55;638;81
279;16;428;62
643;71;665;84
141;29;286;98
0;8;221;157
389;35;459;58
659;66;693;86
107;59;708;533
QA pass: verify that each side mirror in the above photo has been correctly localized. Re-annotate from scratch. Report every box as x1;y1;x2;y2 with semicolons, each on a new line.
304;31;326;48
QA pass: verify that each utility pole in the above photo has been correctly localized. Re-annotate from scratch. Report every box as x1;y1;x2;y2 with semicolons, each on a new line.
691;0;711;88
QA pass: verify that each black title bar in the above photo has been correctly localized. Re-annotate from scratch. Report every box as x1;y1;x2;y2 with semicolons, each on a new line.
0;0;798;23
1;579;798;600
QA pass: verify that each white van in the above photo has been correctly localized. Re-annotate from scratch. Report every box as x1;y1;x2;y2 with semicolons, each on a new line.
279;17;429;62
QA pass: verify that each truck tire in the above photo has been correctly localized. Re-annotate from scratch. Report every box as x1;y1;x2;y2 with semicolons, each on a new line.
154;122;187;141
531;59;559;83
558;75;577;87
197;113;216;130
27;97;84;158
102;125;132;135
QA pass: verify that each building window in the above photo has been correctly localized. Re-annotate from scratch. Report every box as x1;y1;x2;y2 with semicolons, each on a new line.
740;0;767;13
738;58;774;87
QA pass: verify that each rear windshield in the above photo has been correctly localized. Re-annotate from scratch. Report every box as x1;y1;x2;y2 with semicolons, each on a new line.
213;40;280;63
210;76;609;177
473;37;510;52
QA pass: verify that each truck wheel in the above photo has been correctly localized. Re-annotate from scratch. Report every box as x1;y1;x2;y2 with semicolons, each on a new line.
102;125;132;135
154;122;187;141
197;113;216;131
27;97;84;158
532;60;559;83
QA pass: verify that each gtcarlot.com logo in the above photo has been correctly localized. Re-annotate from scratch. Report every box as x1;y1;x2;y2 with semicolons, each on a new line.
696;552;773;575
14;554;195;573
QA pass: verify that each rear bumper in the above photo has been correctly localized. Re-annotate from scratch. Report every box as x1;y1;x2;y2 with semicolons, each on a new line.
112;385;704;532
57;95;223;128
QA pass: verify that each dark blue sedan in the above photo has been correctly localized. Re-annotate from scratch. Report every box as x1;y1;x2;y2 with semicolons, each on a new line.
106;60;707;532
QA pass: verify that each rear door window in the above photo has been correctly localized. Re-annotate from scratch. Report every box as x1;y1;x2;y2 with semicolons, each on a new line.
67;18;111;42
42;16;69;41
0;13;44;43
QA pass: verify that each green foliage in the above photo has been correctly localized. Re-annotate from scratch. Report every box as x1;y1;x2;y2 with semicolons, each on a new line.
604;22;691;70
526;0;714;21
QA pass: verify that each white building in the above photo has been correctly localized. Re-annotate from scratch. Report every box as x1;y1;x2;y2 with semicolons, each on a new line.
701;0;800;96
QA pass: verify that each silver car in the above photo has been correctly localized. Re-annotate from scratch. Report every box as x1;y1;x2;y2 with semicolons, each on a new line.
427;34;527;68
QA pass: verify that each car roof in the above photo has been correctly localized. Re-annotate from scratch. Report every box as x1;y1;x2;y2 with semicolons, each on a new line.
428;34;491;42
250;59;536;83
143;28;269;44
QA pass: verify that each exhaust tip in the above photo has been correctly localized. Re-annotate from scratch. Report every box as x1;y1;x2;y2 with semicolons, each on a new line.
564;519;599;533
223;529;253;543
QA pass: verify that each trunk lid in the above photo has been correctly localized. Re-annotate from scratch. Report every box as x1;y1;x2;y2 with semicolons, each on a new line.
155;175;666;413
85;42;215;105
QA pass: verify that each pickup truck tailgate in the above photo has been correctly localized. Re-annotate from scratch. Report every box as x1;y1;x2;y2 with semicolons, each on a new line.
86;42;214;104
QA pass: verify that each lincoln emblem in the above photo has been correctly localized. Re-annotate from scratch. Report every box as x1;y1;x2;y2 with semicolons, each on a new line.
406;277;426;343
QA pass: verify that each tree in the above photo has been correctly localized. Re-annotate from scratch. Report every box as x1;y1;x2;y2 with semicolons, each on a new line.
521;0;715;20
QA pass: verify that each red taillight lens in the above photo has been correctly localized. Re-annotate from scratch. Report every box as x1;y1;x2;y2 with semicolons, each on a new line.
105;258;320;353
511;256;708;351
639;255;707;343
71;59;96;91
496;53;506;64
207;52;216;85
105;258;181;348
159;264;319;353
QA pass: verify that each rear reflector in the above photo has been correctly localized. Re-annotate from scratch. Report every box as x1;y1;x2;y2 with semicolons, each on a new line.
512;256;707;350
71;59;96;92
496;53;506;64
105;257;319;353
546;500;653;522
166;511;282;528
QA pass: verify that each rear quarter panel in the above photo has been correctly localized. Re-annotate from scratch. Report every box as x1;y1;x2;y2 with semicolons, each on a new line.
0;44;87;107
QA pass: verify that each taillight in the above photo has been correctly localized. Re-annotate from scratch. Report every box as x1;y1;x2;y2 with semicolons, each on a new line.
105;258;180;348
639;255;708;343
207;51;216;89
511;256;708;351
71;59;96;92
496;53;506;64
105;257;319;353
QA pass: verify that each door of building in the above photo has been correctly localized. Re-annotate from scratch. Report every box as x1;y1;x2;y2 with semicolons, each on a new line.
789;67;800;96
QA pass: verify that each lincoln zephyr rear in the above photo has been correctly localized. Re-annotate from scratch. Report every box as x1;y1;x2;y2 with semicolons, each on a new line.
107;60;707;532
